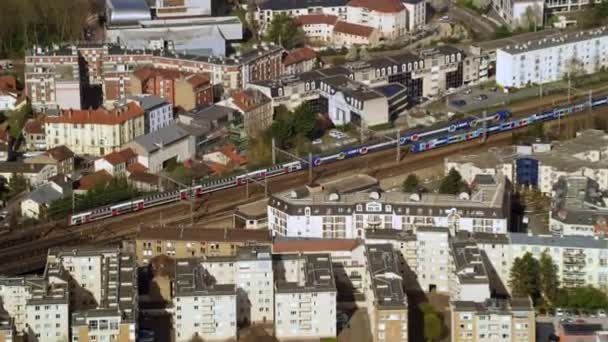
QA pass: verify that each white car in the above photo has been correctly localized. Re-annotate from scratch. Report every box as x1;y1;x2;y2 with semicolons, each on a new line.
312;139;323;145
598;309;607;317
556;308;564;317
329;130;347;140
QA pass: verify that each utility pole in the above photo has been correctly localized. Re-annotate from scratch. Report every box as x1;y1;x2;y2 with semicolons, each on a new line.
271;138;276;165
308;153;312;184
482;110;488;142
396;128;401;163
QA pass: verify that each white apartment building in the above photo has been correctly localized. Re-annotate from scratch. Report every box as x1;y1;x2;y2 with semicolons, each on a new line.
267;174;511;239
402;0;426;31
449;240;493;303
496;26;608;88
44;102;145;156
173;259;237;341
274;254;337;340
417;227;451;293
200;246;274;325
255;0;349;33
126;95;173;134
24;282;70;342
346;0;407;39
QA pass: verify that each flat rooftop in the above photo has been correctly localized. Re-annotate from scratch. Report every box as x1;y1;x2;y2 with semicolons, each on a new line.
136;226;272;243
275;254;336;293
366;244;407;310
451;241;489;285
175;258;236;296
499;26;608;54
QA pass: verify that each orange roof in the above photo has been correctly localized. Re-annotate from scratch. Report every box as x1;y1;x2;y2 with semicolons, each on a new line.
44;102;143;125
133;67;210;88
283;47;317;66
296;14;338;26
0;75;17;92
127;162;148;174
333;21;375;37
273;239;362;253
45;145;74;161
128;171;159;185
348;0;404;13
205;161;229;175
185;74;210;88
78;170;112;191
221;145;247;166
231;89;270;112
24;119;44;134
103;148;137;166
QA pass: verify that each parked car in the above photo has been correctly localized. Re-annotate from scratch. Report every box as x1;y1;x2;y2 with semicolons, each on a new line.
450;99;466;107
0;211;7;220
598;309;607;317
556;308;564;317
464;88;473;95
312;139;323;145
476;94;488;101
329;130;347;140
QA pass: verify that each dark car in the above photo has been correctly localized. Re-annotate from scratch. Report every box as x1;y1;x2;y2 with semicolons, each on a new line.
476;94;488;101
450;99;467;107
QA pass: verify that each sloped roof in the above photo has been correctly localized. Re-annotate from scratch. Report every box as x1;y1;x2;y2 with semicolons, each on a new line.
24;119;44;134
131;123;191;153
128;171;159;185
44;102;143;126
27;183;64;205
231;89;271;112
78;170;112;191
103;148;137;166
295;14;338;26
333;21;375;37
45;145;75;161
283;47;317;66
348;0;404;12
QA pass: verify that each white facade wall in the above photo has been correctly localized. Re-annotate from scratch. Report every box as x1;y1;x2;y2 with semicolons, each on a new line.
59;255;104;305
346;6;407;39
0;282;31;333
174;294;237;341
403;2;426;31
55;81;81;110
25;302;69;342
147;104;173;133
131;136;195;173
256;6;347;32
301;22;335;42
456;283;492;302
417;230;450;292
94;159;117;176
275;291;336;339
0;95;17;111
21;198;42;219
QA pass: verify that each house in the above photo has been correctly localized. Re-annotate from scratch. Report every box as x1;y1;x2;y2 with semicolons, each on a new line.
23;118;46;151
223;89;272;138
21;175;71;219
126;123;195;173
0;162;57;189
126;95;174;133
131;67;214;111
346;0;407;40
0;75;24;112
75;170;113;194
94;148;138;176
332;21;380;47
283;47;318;75
402;0;426;31
128;171;160;192
43;102;145;156
202;144;247;175
45;145;75;176
296;14;339;43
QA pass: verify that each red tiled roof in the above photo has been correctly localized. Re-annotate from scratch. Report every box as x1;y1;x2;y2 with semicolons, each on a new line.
128;171;159;185
127;162;147;174
283;47;317;66
103;148;137;166
221;145;247;166
44;102;143;126
185;74;210;88
45;145;75;161
231;89;270;112
0;75;17;92
273;239;362;253
205;161;229;175
333;21;375;37
296;14;338;26
78;170;112;191
24;119;44;134
348;0;404;13
133;67;210;88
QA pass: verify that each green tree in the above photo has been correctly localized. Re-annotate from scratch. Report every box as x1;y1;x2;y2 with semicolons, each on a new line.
555;286;608;310
8;173;28;194
264;13;305;50
438;168;465;194
539;250;560;306
509;252;541;304
292;102;318;139
420;303;443;342
402;174;420;192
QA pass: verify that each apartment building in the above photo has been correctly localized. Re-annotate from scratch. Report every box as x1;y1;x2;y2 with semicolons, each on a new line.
496;26;608;88
274;253;337;340
283;47;318;75
364;244;408;342
550;176;608;237
24;281;70;342
223;88;273;138
26;43;284;110
94;148;138;176
267;174;511;239
173;258;237;341
450;240;493;302
200;246;275;325
130;68;213;111
332;21;381;46
133;226;272;264
255;0;349;33
417;227;451;293
364;229;419;288
402;0;425;31
451;298;535;342
346;0;407;39
125;95;173;134
23;119;46;151
43;102;145;156
0;312;12;342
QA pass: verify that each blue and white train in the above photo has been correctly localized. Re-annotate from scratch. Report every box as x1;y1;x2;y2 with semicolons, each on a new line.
67;97;605;226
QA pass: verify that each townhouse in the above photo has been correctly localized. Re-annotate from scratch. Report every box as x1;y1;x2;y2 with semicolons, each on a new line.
222;88;273;138
125;95;174;134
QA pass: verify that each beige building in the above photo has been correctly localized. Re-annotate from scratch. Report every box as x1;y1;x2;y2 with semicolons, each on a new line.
132;226;272;265
224;88;272;138
451;298;535;342
44;102;145;156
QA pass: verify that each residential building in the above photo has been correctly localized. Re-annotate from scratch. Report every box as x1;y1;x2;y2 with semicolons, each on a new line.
402;0;426;31
0;75;23;112
332;21;380;46
364;244;408;342
26;43;284;110
549;176;608;237
24;281;70;342
0;162;57;189
267;173;511;239
255;0;349;33
496;26;608;88
296;14;339;43
223;88;273;138
74;170;113;194
177;104;241;151
43;103;145;156
449;240;492;302
23;119;46;151
20;177;71;219
132;226;272;264
234;199;270;230
450;298;535;342
346;0;407;40
364;229;419;289
283;47;318;75
0;91;19;112
126;95;174;133
126;123;195;172
557;321;606;342
41;145;75;176
130;68;213;111
173;258;237;341
490;0;544;29
444;146;520;185
45;248;138;342
417;227;450;293
274;253;337;339
94;148;138;176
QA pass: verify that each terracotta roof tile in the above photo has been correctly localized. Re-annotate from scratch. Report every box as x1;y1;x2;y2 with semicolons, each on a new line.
185;74;210;88
273;239;362;253
45;145;74;161
24;119;44;134
103;148;137;166
0;76;17;92
333;21;375;37
127;162;148;174
128;171;159;185
44;102;144;126
231;89;271;112
221;145;247;166
348;0;404;13
283;47;317;66
78;170;112;190
296;14;338;26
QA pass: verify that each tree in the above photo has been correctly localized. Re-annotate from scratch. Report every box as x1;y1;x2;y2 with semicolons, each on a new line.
509;252;541;304
539;250;560;306
520;4;542;31
292;102;319;139
555;286;608;310
402;174;420;192
264;13;305;50
345;46;358;61
438;168;465;194
420;303;443;342
8;173;28;194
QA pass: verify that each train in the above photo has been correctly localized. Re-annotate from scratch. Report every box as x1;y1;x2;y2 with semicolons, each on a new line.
67;96;606;226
